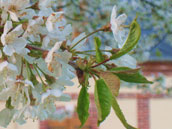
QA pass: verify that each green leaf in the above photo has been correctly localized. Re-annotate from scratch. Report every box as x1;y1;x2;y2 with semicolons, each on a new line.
99;72;120;97
28;49;43;58
77;86;90;127
94;79;112;125
26;62;39;85
45;74;56;85
155;48;162;57
111;18;141;60
111;96;137;129
36;64;56;85
94;37;104;63
110;67;153;84
6;97;14;110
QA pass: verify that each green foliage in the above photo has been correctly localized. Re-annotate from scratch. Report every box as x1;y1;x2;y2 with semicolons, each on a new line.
111;96;137;129
155;49;162;57
111;19;141;60
26;62;39;85
28;49;43;58
94;79;112;125
5;97;14;110
110;67;153;83
94;37;104;63
94;78;136;128
77;86;90;127
44;74;56;85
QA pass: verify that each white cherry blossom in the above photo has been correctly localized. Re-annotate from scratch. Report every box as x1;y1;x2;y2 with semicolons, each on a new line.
0;0;31;22
110;5;127;47
0;61;17;72
23;17;45;42
43;12;72;43
38;0;56;9
1;21;28;56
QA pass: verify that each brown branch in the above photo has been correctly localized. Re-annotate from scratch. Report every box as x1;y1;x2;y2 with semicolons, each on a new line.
91;58;111;68
26;45;48;53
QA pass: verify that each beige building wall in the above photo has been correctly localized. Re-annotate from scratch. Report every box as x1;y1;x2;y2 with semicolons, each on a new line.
150;99;172;129
100;99;137;129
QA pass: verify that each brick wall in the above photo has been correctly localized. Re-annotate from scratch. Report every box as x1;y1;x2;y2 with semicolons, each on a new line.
137;95;150;129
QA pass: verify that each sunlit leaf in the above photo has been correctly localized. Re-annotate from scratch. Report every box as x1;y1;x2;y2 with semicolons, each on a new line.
111;18;141;59
110;67;153;83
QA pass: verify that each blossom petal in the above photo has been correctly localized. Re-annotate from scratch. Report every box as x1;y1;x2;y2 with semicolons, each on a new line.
13;37;28;51
42;36;50;48
38;8;53;17
115;54;137;68
46;12;64;32
50;89;62;97
116;14;127;25
12;24;24;36
9;11;19;22
3;45;15;56
111;5;117;24
45;41;62;65
63;24;72;36
3;20;13;34
7;63;18;71
1;11;8;24
1;33;7;46
0;109;16;128
0;61;8;71
19;9;36;19
25;80;34;88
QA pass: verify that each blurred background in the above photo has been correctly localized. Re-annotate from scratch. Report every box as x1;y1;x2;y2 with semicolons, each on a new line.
1;0;172;129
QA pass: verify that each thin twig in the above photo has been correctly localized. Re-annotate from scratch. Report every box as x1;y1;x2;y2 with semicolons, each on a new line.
20;58;24;76
70;28;104;50
56;2;72;9
91;58;111;68
26;45;48;52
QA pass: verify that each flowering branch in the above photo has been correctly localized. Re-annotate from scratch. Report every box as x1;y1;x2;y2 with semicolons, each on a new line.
0;1;152;129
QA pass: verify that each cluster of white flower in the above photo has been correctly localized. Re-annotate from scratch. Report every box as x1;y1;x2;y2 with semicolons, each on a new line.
0;0;75;127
